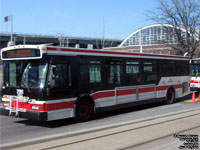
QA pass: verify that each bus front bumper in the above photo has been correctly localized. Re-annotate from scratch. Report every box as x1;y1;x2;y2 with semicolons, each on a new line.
190;87;200;92
0;108;47;121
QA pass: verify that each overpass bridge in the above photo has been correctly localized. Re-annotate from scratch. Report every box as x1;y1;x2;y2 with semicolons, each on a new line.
0;33;121;49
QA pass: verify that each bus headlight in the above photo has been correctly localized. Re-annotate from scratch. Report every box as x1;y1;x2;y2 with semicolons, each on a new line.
3;102;10;107
22;96;29;102
3;95;10;99
32;105;40;110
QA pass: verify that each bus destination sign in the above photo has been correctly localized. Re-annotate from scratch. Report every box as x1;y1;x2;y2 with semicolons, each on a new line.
2;48;41;59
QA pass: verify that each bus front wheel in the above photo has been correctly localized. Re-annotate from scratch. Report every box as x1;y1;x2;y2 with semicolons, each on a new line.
75;99;93;122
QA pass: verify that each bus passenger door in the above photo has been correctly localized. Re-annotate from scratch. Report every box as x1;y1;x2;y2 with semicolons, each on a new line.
105;59;123;105
139;61;157;101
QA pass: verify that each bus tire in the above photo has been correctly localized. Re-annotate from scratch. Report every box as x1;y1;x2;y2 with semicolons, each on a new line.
166;88;175;104
75;99;94;122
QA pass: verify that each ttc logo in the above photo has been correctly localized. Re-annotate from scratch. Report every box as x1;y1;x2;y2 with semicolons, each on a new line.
17;89;24;97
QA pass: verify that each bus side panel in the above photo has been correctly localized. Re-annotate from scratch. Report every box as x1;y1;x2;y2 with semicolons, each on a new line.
157;76;190;99
47;108;75;121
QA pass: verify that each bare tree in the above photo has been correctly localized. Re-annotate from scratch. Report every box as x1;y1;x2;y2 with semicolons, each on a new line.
149;0;200;58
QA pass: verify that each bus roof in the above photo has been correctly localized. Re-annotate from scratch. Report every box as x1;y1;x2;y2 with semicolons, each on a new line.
1;44;189;61
47;46;189;60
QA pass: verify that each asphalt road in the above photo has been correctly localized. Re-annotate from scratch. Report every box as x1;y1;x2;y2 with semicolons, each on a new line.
0;94;200;147
10;108;199;150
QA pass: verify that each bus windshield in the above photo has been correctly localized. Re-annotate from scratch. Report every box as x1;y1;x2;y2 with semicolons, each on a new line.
21;63;48;88
4;61;26;87
191;65;200;77
3;61;48;88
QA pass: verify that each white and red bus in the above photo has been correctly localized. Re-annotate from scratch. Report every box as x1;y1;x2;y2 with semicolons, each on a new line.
190;58;200;91
0;45;190;121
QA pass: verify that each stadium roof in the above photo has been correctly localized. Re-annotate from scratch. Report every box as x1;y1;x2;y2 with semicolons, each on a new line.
119;24;199;47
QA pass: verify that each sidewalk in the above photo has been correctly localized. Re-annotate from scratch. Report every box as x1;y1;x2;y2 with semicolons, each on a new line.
1;107;200;150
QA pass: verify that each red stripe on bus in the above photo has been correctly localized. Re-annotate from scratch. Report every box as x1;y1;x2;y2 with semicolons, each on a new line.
117;89;137;96
156;84;182;91
92;91;115;100
92;89;137;100
190;80;199;83
174;84;183;88
92;84;182;100
46;101;75;111
8;101;44;111
139;87;155;93
156;86;169;91
4;101;75;112
3;84;183;112
47;47;188;60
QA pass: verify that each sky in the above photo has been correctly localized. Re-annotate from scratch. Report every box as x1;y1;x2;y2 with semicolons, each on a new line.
0;0;158;40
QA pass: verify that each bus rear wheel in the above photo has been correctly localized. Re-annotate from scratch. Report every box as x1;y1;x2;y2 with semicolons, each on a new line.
75;99;93;122
166;89;175;104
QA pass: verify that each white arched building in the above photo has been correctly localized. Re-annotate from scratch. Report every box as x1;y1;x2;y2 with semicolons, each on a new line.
120;24;182;46
107;24;193;55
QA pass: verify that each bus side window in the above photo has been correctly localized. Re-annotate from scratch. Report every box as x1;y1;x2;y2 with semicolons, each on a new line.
126;60;141;84
48;65;56;87
80;59;102;88
143;61;156;83
48;64;71;88
89;61;101;84
106;60;123;85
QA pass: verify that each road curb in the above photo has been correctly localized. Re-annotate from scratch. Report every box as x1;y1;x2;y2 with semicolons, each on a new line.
184;99;200;103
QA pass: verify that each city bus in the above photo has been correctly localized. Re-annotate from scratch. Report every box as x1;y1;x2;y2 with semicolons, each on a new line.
190;58;200;91
0;44;190;121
